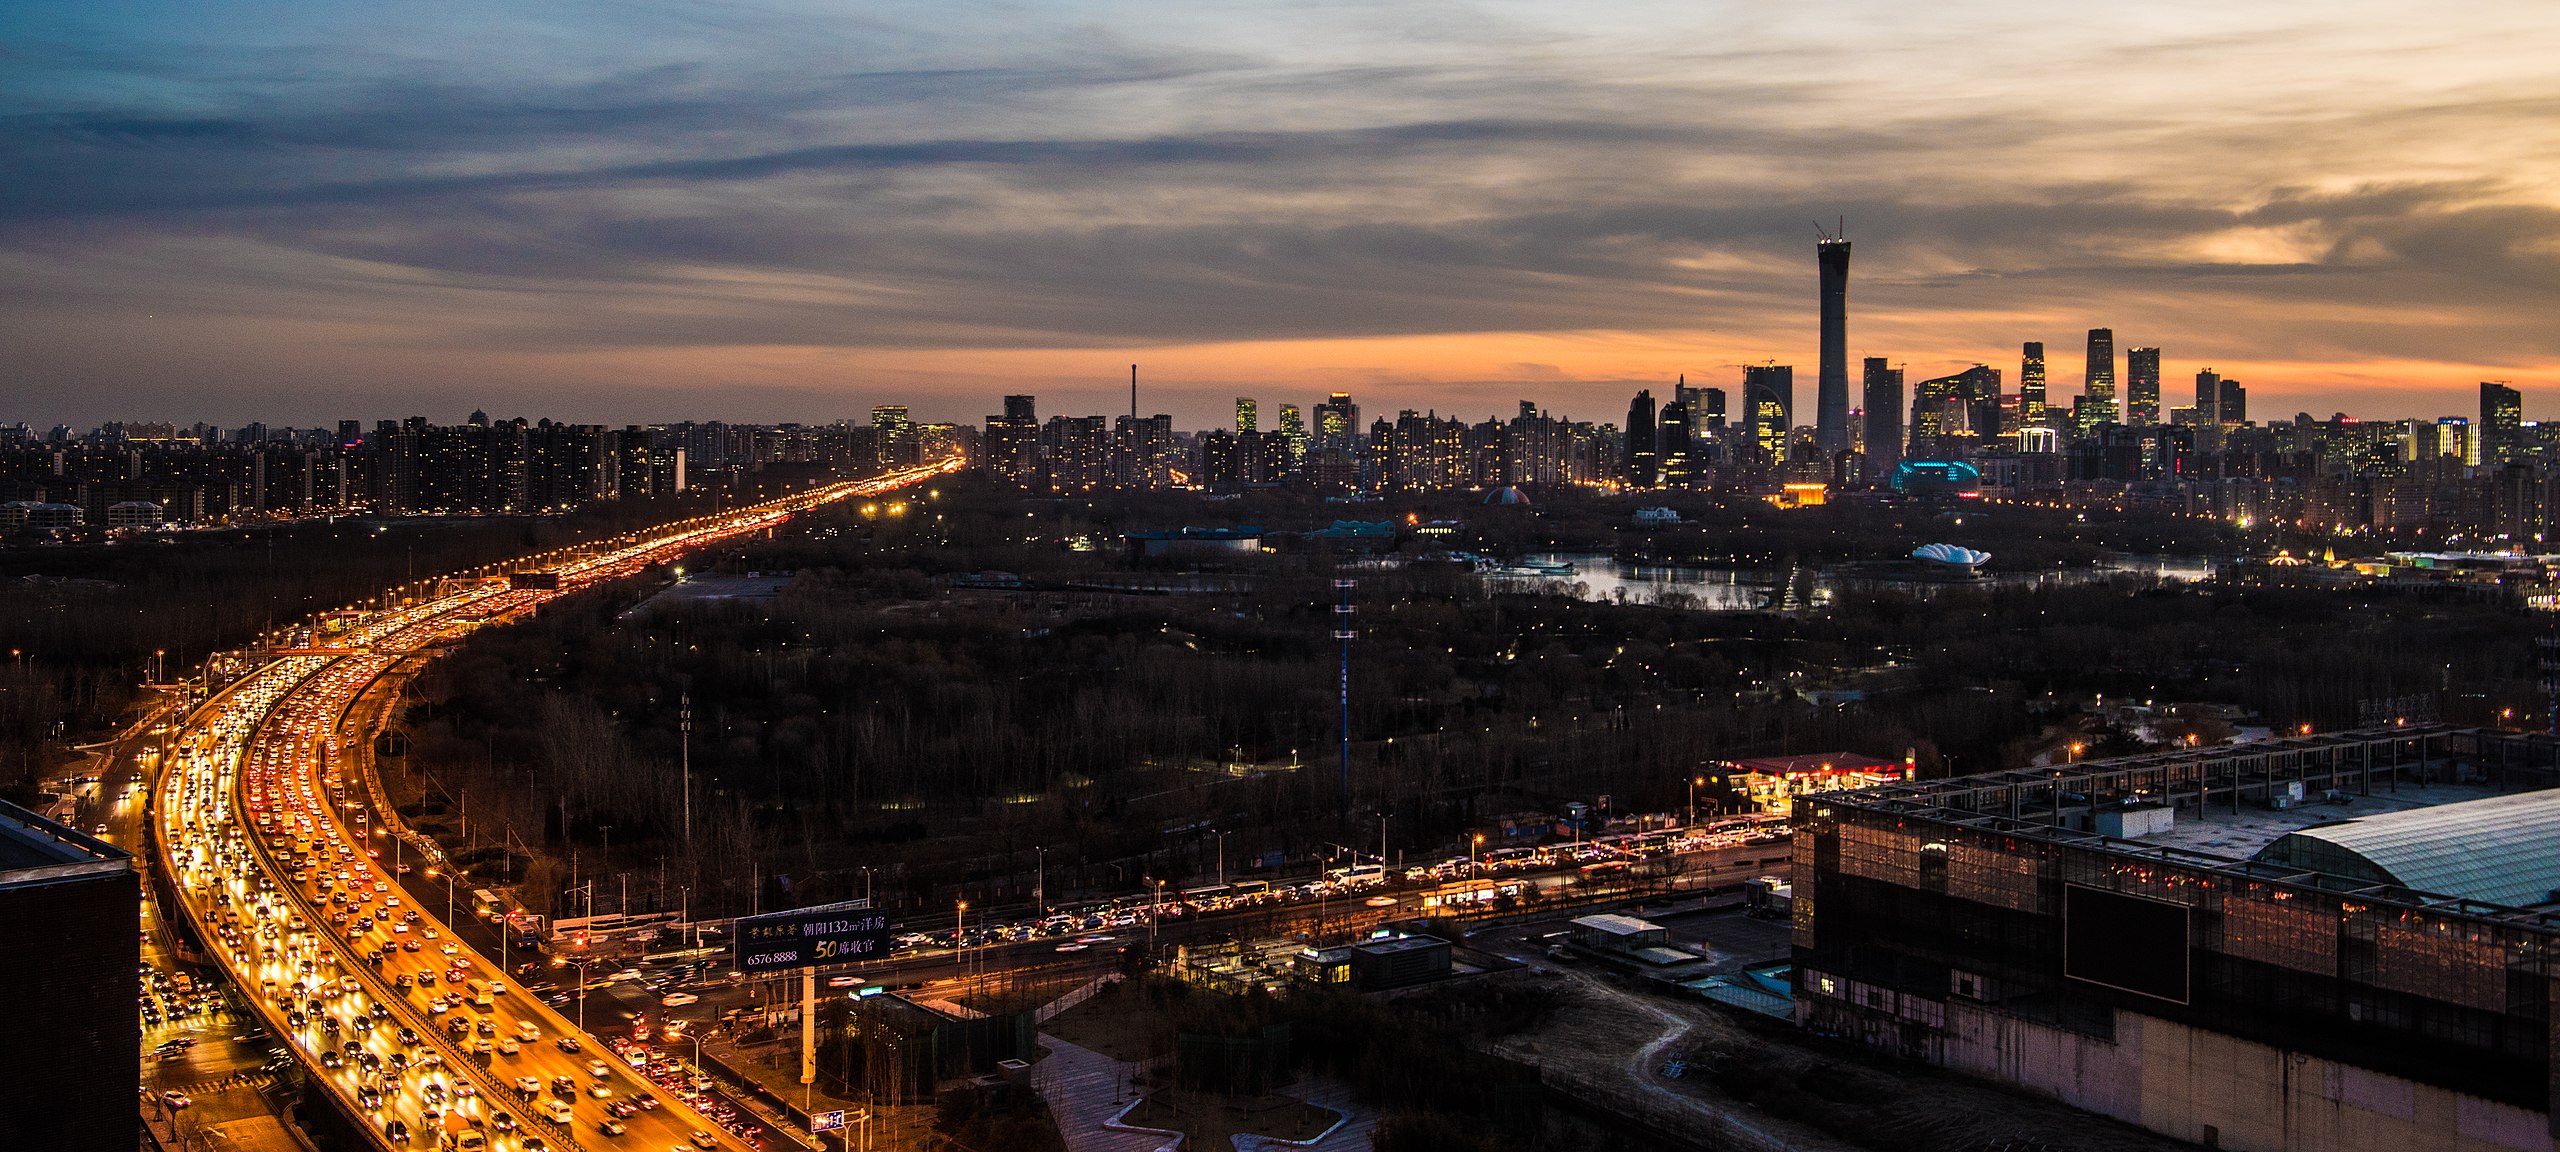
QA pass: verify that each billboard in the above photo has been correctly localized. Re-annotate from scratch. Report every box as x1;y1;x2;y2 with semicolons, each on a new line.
733;900;890;976
2063;884;2190;1004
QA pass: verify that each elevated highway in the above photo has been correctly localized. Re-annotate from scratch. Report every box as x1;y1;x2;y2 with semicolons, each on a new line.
150;462;957;1151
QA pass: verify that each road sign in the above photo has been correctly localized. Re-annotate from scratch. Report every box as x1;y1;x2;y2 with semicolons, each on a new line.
812;1110;845;1133
734;899;891;975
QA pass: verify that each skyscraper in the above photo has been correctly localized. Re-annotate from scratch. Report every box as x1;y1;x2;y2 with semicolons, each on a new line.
2482;381;2523;463
1862;357;1904;470
1277;403;1306;470
2020;342;2047;428
1816;232;1853;453
1743;364;1794;463
2081;328;2116;433
2126;346;2161;426
2195;369;2221;427
1312;392;1360;487
1624;389;1659;487
1235;397;1258;434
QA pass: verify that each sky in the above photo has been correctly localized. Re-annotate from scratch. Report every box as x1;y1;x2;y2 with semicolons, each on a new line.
4;0;2558;430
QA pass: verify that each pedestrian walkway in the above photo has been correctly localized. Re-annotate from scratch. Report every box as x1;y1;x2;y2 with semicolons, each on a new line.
1229;1079;1370;1151
1034;1035;1177;1152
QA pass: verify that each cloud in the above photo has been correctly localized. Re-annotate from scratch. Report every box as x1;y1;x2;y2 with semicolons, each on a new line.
1;0;2556;426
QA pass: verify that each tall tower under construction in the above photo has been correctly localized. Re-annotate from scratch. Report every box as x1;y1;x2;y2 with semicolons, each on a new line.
1816;226;1853;454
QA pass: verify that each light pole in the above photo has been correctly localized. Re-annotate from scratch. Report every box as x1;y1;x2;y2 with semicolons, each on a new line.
1213;834;1224;888
1032;849;1044;915
679;694;692;846
1471;833;1485;880
954;900;967;979
1689;776;1704;826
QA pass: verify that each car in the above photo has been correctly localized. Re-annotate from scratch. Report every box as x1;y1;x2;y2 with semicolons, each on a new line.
692;1132;721;1148
515;1076;542;1096
382;1118;409;1142
599;1118;628;1136
541;1099;574;1124
661;992;699;1006
588;1060;611;1078
588;1083;613;1099
490;1111;517;1132
556;1036;582;1053
516;1022;540;1042
159;1091;192;1109
496;1037;521;1055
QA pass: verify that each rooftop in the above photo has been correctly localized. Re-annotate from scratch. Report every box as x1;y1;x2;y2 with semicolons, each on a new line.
2254;789;2560;908
2125;780;2507;859
0;799;131;885
1571;913;1665;936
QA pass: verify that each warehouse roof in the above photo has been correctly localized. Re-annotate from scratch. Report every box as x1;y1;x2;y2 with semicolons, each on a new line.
2253;789;2560;908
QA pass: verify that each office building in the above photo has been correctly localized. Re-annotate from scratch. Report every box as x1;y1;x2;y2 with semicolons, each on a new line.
2076;328;2117;435
1908;365;2001;459
1235;397;1258;434
1277;404;1307;471
2483;382;2524;464
1816;233;1853;453
871;405;916;468
0;801;137;1152
2020;342;2047;428
1624;389;1659;487
2126;346;2161;426
1796;728;2560;1152
1744;365;1794;463
1862;358;1904;471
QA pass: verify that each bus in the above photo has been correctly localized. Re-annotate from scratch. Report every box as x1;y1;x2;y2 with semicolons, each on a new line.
1327;863;1386;888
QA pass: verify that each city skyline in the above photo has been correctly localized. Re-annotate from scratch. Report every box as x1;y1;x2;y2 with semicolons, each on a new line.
6;2;2559;427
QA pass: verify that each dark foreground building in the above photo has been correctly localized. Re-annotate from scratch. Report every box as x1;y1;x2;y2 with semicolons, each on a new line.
0;801;138;1151
1795;726;2560;1152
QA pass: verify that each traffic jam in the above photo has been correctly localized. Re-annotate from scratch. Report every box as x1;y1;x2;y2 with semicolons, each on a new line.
152;462;958;1149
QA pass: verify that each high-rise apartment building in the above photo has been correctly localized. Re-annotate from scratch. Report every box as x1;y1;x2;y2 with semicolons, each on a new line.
2126;346;2161;426
1235;397;1258;434
985;396;1040;488
1816;234;1853;453
1311;393;1360;487
0;802;137;1152
1862;358;1903;470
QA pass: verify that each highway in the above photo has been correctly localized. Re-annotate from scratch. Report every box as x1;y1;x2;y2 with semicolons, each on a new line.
150;462;957;1152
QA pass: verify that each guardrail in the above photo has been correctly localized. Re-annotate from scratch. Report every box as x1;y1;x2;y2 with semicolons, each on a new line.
152;658;407;1152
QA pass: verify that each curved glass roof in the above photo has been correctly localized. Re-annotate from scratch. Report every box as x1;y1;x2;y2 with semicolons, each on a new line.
2255;789;2560;908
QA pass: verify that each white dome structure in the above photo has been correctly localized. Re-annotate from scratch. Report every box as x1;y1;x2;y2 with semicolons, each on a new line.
1911;543;1990;568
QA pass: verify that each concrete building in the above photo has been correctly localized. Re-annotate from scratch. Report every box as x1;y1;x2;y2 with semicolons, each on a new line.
1795;726;2560;1152
0;801;137;1151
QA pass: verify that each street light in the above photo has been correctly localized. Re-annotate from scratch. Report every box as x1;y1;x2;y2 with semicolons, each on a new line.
1470;833;1485;879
